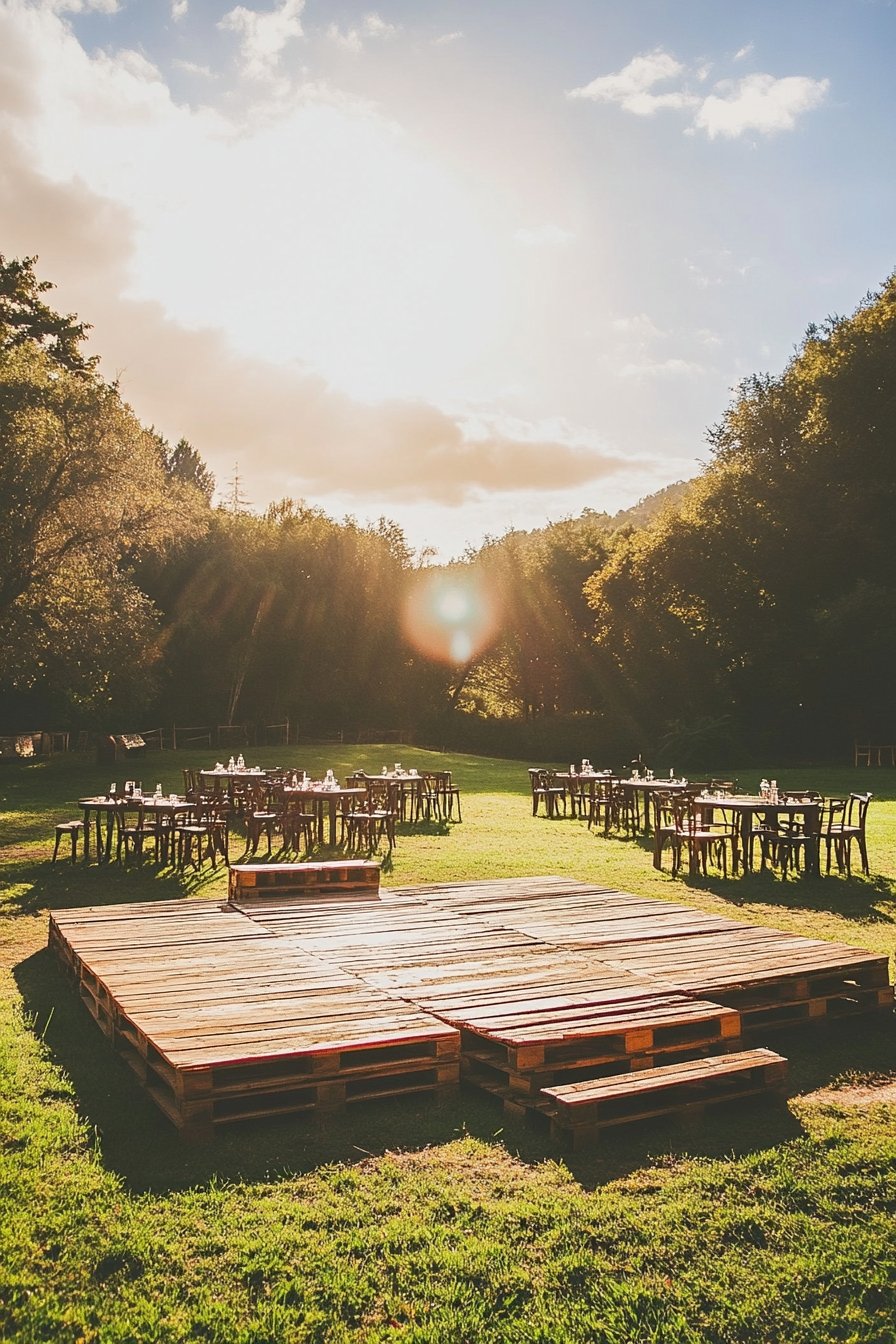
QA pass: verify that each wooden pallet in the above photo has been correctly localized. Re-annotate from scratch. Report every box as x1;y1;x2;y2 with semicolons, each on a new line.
542;1048;789;1148
228;860;381;902
50;901;459;1139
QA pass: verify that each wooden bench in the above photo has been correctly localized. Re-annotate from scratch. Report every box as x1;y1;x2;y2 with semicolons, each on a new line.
542;1048;788;1148
227;859;381;904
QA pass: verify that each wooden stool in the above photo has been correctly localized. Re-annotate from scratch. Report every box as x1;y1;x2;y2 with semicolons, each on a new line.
52;820;84;864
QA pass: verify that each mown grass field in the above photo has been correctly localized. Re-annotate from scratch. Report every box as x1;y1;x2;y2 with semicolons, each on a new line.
1;746;895;1343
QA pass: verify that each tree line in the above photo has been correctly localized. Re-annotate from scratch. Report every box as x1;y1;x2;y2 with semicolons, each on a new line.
2;254;893;761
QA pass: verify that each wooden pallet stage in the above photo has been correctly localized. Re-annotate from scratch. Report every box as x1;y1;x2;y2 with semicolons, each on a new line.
48;876;893;1140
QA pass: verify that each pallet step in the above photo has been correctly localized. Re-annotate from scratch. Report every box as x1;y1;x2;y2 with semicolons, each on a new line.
228;860;381;902
542;1048;788;1147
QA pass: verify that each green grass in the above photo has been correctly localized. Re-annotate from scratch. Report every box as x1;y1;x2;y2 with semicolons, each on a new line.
1;747;895;1342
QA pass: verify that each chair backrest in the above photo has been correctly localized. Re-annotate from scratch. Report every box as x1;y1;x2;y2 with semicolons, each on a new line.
846;792;872;829
366;778;394;809
651;789;677;831
820;797;847;835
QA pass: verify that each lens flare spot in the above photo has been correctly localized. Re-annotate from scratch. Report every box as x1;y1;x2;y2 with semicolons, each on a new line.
402;571;500;665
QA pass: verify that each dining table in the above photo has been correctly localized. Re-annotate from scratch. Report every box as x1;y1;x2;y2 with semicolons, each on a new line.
693;794;821;875
618;777;691;836
78;794;196;862
198;766;270;804
281;785;367;847
554;771;613;821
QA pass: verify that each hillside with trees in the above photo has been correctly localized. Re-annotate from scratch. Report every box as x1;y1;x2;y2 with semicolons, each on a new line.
2;254;894;761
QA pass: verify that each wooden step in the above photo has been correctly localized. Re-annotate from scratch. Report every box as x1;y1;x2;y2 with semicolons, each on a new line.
542;1048;788;1148
228;860;381;901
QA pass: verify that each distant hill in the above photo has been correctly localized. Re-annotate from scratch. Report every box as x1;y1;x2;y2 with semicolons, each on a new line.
610;479;692;528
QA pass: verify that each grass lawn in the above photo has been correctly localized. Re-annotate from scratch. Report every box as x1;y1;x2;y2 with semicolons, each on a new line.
1;746;895;1343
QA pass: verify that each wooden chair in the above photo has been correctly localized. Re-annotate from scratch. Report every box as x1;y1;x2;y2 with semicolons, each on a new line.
819;798;849;874
416;773;442;822
113;801;153;865
839;793;872;875
587;777;618;835
281;799;316;855
52;819;84;864
672;796;738;877
651;791;682;873
245;783;280;856
770;804;819;877
528;768;565;818
342;787;396;853
434;771;462;822
175;800;229;871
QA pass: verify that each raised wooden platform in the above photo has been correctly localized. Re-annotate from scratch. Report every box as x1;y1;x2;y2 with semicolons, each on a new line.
48;876;893;1140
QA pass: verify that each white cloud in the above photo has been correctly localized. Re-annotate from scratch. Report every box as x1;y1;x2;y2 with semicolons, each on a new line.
432;31;463;46
0;0;636;516
733;42;754;62
569;47;829;139
171;0;188;20
567;49;698;116
617;358;705;379
685;251;757;288
694;73;830;138
326;11;400;53
219;0;304;79
47;0;119;12
174;59;212;77
611;312;666;340
514;223;574;248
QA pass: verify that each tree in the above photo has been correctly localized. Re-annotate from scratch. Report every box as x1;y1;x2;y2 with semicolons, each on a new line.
0;339;208;717
0;254;97;374
584;272;896;757
157;435;216;504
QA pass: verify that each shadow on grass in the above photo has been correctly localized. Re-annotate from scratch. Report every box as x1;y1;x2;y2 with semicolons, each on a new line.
16;941;894;1200
632;835;896;923
2;857;212;915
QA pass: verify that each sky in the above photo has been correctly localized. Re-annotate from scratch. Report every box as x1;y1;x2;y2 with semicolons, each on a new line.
1;0;894;560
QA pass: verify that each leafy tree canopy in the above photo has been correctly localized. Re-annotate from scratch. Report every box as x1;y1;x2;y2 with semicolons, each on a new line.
0;254;98;374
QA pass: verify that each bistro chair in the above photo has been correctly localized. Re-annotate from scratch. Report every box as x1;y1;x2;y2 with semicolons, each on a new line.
587;776;618;835
528;768;566;819
651;791;682;874
819;798;849;874
281;798;317;854
175;799;229;871
342;791;396;853
245;782;280;856
52;819;84;864
838;793;872;875
416;773;443;822
770;803;819;877
672;796;738;878
434;770;463;822
113;800;153;865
